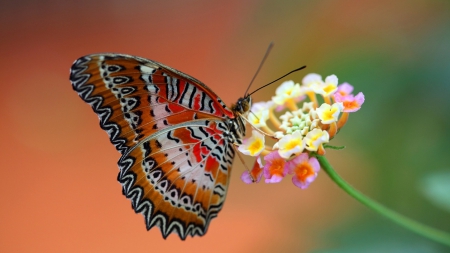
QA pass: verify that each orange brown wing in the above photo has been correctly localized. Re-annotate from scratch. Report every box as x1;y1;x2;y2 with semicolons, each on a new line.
70;54;239;239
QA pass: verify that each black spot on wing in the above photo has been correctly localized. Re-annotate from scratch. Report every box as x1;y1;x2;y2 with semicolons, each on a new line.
204;173;214;182
209;136;217;145
200;92;206;111
188;86;197;108
173;79;181;102
167;131;180;143
187;127;202;140
215;146;223;154
211;152;221;160
143;141;152;157
200;141;212;151
198;127;208;137
208;99;214;113
179;83;189;104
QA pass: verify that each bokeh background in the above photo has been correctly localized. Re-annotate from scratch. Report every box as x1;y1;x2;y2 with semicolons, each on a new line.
1;0;450;252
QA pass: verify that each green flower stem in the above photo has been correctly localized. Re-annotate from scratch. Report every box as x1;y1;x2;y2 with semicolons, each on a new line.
317;155;450;247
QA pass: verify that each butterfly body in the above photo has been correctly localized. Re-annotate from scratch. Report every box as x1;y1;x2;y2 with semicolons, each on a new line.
70;54;250;239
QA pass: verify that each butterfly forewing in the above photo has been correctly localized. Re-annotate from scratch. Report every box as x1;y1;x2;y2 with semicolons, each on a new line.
70;54;242;239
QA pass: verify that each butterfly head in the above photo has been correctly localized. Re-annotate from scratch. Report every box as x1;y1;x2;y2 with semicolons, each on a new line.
231;96;252;116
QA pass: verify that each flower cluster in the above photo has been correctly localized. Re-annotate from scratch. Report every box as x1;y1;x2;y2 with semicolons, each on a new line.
238;73;365;189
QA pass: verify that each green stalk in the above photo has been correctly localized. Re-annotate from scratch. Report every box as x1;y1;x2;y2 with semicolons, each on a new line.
317;155;450;247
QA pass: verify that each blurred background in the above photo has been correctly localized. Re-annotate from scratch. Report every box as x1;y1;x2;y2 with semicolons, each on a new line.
1;0;450;252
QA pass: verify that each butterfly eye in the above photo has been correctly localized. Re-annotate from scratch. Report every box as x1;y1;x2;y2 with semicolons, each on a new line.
234;98;249;114
236;97;251;114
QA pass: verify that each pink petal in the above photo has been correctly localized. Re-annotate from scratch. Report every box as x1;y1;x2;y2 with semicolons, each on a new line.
333;93;345;103
240;171;254;184
308;157;321;173
287;153;309;174
355;92;365;105
292;176;313;189
337;82;354;95
275;105;285;112
240;158;264;184
265;175;283;184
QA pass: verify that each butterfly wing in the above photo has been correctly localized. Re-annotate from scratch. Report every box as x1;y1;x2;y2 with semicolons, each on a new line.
70;54;237;239
70;54;235;155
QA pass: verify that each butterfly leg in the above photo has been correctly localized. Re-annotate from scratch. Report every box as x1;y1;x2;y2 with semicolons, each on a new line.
232;144;256;182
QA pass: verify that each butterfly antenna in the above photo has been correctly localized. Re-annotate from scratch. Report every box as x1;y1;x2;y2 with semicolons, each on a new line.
244;42;274;97
247;65;306;96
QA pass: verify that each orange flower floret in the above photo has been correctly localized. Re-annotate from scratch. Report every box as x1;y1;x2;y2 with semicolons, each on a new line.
288;153;320;189
268;159;286;176
293;162;315;182
263;151;289;183
241;157;264;184
333;84;365;113
338;93;364;112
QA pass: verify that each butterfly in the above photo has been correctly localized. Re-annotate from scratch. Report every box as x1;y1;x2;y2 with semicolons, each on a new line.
70;54;251;239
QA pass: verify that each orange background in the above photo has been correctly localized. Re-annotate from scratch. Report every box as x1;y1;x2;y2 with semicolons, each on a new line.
1;1;450;252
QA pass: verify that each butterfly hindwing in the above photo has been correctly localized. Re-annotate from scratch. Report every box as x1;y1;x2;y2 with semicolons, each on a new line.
118;119;234;239
70;54;241;239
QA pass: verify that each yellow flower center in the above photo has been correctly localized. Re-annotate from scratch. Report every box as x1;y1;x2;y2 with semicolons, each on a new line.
248;139;263;155
309;133;321;142
323;107;337;121
285;138;302;151
323;84;335;94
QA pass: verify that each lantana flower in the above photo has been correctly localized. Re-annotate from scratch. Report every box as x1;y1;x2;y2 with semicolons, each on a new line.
277;131;305;159
263;151;289;183
238;130;265;156
302;73;323;91
241;157;263;184
272;80;303;110
334;92;365;112
237;73;365;189
312;75;338;97
304;129;329;151
335;82;354;96
315;102;343;124
288;153;320;189
248;101;272;127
